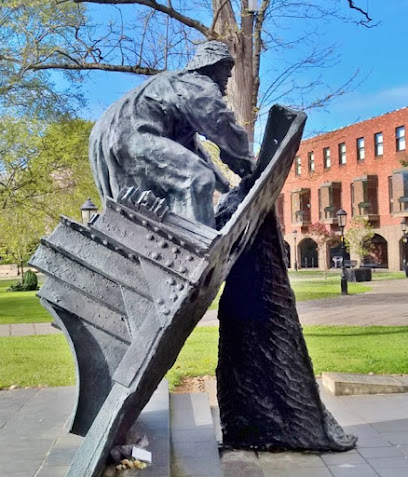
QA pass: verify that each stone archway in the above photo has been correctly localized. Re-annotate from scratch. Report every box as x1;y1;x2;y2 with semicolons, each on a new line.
365;234;388;268
299;237;318;268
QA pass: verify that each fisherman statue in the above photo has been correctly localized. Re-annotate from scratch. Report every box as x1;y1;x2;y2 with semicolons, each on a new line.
90;41;255;228
30;40;356;477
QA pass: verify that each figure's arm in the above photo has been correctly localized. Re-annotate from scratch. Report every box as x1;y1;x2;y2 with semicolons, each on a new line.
182;75;255;178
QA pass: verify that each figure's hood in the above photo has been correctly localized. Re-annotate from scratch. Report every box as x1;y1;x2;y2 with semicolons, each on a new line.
185;41;234;71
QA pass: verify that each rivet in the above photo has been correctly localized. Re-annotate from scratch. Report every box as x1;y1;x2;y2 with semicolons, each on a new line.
167;278;176;285
142;220;148;226
66;220;71;227
147;234;155;241
153;226;160;232
180;241;185;247
152;252;160;260
165;260;173;267
90;234;96;240
157;298;164;305
179;266;187;273
167;234;173;240
129;213;134;219
128;253;134;259
79;228;84;233
172;246;179;254
159;241;168;248
103;240;108;246
116;206;121;212
177;284;185;291
187;255;194;261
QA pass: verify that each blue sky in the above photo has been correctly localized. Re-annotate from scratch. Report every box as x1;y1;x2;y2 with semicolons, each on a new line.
78;1;408;147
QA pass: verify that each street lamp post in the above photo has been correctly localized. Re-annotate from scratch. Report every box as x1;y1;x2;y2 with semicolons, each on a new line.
401;218;408;278
337;208;348;295
292;229;298;271
80;198;98;225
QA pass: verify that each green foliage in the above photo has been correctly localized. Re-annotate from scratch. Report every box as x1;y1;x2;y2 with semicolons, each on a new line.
0;1;86;118
308;222;340;275
23;270;38;290
0;117;99;268
345;217;375;264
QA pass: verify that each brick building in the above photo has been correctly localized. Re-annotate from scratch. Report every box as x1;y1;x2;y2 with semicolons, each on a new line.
279;107;408;271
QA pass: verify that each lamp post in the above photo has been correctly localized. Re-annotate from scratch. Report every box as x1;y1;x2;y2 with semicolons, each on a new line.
337;208;348;295
401;218;408;278
292;229;298;271
80;198;98;224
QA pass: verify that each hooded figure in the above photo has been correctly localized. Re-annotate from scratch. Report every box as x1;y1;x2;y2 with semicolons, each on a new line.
89;41;254;227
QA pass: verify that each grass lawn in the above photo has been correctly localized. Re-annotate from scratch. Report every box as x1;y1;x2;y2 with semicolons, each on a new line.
0;335;75;389
0;278;51;325
1;326;407;390
167;326;408;389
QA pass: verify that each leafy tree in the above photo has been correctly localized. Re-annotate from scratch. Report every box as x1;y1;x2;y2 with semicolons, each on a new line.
345;216;375;266
0;206;44;278
0;1;373;140
308;221;339;276
0;117;98;222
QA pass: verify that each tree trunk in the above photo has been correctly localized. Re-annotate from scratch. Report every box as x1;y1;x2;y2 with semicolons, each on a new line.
211;0;256;146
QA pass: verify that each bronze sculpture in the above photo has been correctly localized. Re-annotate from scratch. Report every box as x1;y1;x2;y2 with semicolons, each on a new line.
30;41;356;477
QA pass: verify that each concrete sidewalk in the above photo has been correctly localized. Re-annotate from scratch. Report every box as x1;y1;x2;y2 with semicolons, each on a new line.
1;278;407;336
1;384;408;476
199;278;408;327
1;278;407;337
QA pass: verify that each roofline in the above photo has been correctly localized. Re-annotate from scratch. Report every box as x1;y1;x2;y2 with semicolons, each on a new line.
302;106;408;143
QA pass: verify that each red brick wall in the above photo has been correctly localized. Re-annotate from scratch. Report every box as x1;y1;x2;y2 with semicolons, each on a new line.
281;107;408;231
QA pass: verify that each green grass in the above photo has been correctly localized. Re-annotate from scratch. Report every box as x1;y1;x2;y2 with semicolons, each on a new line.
1;326;408;390
0;335;75;389
166;325;408;389
0;278;51;325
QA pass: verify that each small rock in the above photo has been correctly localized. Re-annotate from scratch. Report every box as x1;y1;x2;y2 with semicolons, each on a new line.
9;385;17;390
368;372;374;376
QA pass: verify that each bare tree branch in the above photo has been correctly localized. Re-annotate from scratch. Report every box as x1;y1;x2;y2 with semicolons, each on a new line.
73;0;211;36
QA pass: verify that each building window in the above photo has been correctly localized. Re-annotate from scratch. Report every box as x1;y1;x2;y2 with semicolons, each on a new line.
291;189;311;224
338;142;346;165
323;147;331;169
318;182;342;222
396;126;406;151
295;156;301;176
308;151;315;173
390;169;408;213
374;132;383;156
351;175;379;218
356;137;365;161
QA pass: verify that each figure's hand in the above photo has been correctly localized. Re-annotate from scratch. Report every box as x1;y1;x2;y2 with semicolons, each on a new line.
237;156;256;178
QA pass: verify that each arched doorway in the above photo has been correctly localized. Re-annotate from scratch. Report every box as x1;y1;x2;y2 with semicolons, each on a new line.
329;243;350;268
299;238;318;268
364;234;388;268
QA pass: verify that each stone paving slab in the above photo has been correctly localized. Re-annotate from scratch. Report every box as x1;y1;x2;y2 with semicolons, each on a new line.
170;393;223;477
323;372;408;396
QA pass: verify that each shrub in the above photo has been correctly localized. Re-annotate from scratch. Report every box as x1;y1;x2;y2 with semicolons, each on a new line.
7;270;39;292
23;270;38;290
